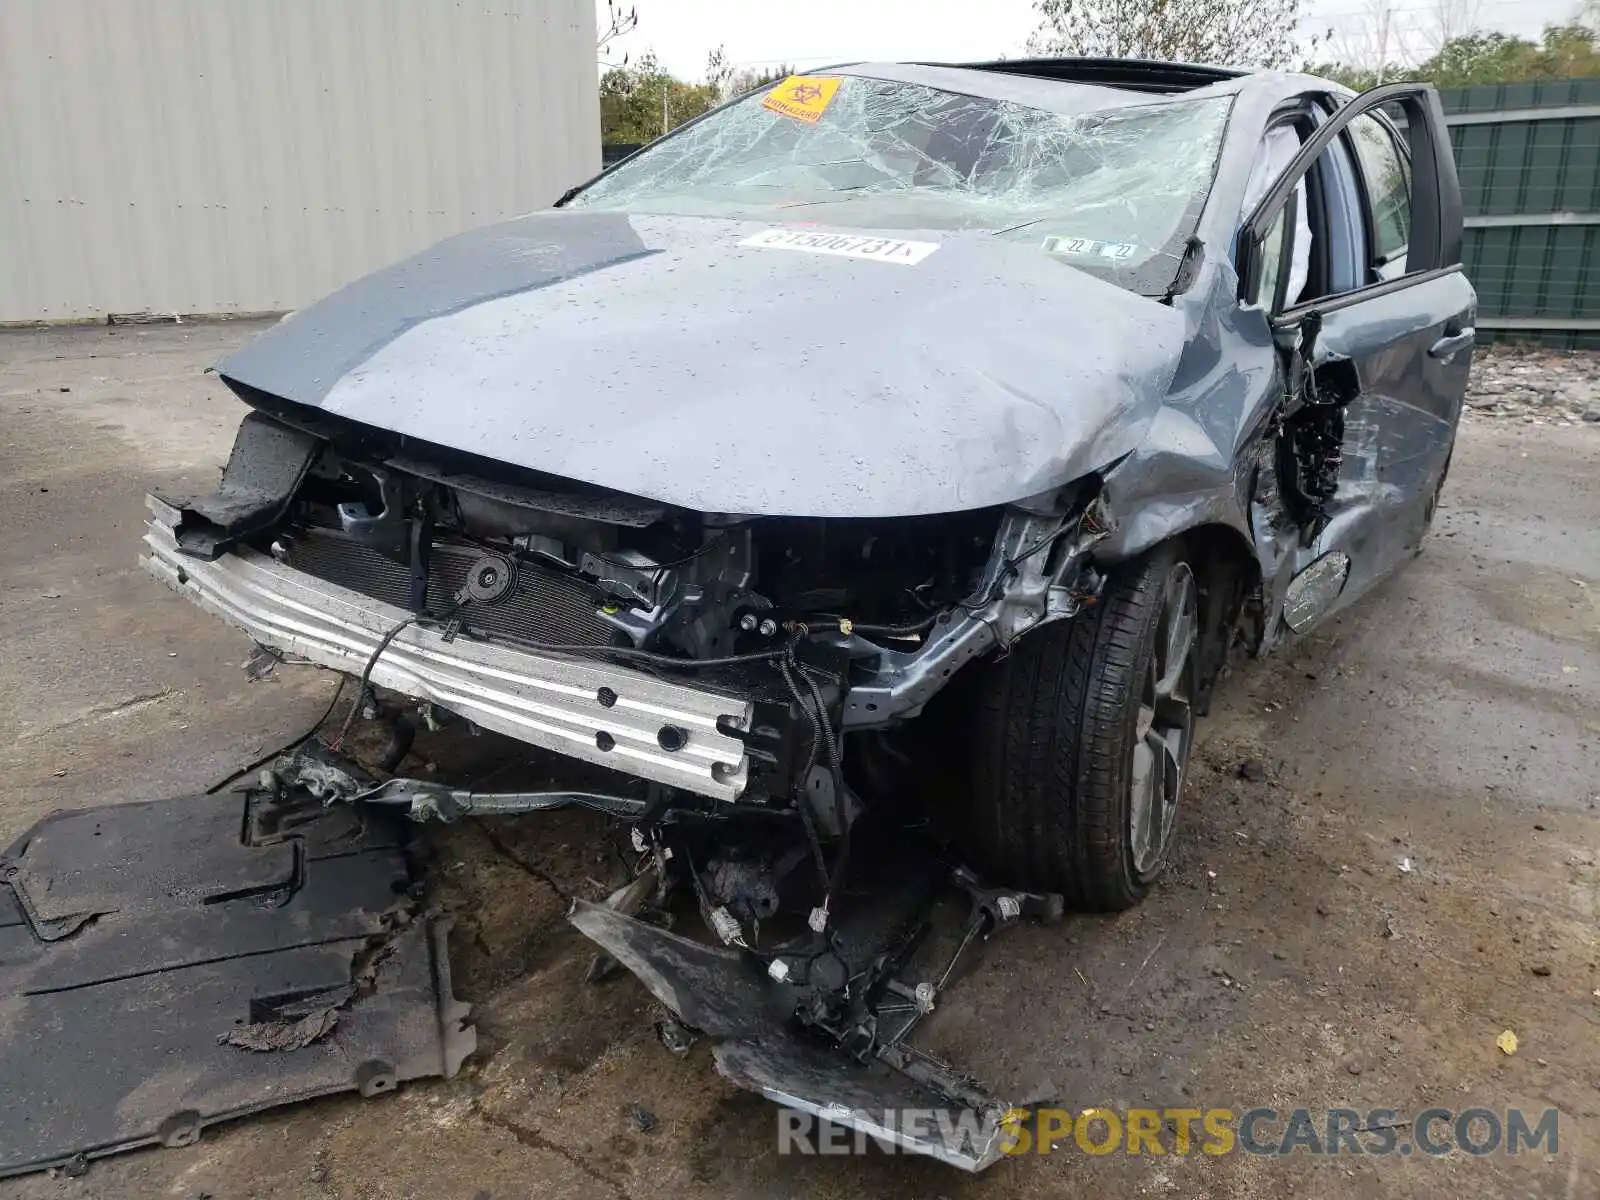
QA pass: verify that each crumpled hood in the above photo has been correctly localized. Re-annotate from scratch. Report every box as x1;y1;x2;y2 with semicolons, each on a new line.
218;210;1185;517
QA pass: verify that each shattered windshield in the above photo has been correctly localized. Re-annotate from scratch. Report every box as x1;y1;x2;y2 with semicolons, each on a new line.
570;73;1233;296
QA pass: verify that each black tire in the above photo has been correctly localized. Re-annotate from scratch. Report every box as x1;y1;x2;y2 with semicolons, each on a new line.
968;542;1199;911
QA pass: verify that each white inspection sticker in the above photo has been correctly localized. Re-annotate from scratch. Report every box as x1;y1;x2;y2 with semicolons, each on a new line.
1042;235;1138;261
739;228;939;265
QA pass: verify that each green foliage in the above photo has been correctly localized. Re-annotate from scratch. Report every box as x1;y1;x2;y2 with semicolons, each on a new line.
1303;61;1387;91
1420;29;1553;89
600;52;721;145
1527;24;1600;82
704;47;796;101
1313;23;1600;92
1028;0;1311;68
722;64;796;98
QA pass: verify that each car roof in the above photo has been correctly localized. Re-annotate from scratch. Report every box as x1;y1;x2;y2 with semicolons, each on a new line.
829;58;1291;120
833;61;1235;116
948;57;1249;94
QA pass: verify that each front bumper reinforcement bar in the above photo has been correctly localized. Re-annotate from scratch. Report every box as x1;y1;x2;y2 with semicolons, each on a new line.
142;500;753;801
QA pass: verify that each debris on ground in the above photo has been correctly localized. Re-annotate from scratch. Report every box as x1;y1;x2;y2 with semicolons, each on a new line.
1237;758;1268;782
242;644;283;682
1462;345;1599;424
11;317;1599;1197
565;843;1062;1171
0;787;475;1179
242;738;1060;1172
1496;1029;1519;1055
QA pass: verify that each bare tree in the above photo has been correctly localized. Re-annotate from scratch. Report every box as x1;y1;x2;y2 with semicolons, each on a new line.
702;49;800;102
1423;0;1482;50
1027;0;1313;68
705;44;733;95
597;0;638;66
1316;0;1422;82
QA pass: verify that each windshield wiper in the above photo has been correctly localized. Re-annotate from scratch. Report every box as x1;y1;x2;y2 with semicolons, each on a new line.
773;188;878;211
992;215;1049;236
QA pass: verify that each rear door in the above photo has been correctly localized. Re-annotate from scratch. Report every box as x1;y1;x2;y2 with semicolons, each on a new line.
1238;83;1475;612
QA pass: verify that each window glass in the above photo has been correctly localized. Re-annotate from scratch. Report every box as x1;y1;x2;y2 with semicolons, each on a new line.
1250;206;1290;308
1241;122;1311;308
574;75;1233;298
1347;114;1411;276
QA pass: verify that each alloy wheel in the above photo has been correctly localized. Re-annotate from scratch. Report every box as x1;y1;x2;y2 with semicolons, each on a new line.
1128;561;1198;879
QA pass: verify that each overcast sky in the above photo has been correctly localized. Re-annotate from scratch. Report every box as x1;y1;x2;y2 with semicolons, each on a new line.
600;0;1588;79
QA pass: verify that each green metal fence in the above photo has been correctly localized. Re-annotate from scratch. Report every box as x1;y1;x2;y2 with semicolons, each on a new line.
1441;78;1600;349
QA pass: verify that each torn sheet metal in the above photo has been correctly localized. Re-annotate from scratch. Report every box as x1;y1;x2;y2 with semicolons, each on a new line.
568;899;1012;1171
0;790;474;1179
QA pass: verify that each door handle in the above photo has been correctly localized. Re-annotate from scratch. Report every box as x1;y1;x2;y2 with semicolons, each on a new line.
1429;327;1475;359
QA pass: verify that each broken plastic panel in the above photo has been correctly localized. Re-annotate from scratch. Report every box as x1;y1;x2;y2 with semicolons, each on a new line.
0;790;474;1178
569;887;1022;1172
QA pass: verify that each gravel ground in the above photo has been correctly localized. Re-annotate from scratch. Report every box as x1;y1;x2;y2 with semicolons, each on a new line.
1463;344;1600;426
1;325;1596;1200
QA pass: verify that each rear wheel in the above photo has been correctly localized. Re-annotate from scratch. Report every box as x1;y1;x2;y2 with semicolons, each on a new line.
968;543;1200;910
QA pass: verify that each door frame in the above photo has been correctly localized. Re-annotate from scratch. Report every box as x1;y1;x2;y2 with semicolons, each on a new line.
1235;81;1465;319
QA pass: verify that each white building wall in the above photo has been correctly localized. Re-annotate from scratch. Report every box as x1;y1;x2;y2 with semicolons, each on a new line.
0;0;600;321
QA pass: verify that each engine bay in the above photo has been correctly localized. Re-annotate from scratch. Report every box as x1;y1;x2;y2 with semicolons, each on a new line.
157;406;1113;816
284;446;1005;661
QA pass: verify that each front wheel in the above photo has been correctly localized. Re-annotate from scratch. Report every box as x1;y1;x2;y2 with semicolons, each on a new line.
967;543;1200;911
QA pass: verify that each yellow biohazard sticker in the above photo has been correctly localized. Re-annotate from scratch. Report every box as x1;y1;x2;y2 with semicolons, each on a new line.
762;75;842;124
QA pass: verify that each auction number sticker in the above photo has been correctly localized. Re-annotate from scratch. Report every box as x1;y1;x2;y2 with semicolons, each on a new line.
739;228;940;265
1042;235;1138;261
762;75;843;123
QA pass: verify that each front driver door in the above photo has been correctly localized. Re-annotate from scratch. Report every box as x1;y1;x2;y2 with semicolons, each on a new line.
1240;83;1476;614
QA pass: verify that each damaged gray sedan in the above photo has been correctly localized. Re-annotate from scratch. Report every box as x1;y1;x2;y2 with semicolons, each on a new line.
143;58;1473;1166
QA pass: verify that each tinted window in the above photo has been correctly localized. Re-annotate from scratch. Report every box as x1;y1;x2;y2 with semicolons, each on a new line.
1348;114;1411;277
1250;205;1290;308
573;74;1233;297
1242;123;1311;308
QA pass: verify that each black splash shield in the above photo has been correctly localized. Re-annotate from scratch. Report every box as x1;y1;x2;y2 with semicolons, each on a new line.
568;898;1014;1171
0;788;475;1178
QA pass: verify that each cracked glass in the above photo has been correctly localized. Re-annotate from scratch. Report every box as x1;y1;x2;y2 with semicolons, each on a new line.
571;74;1234;297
